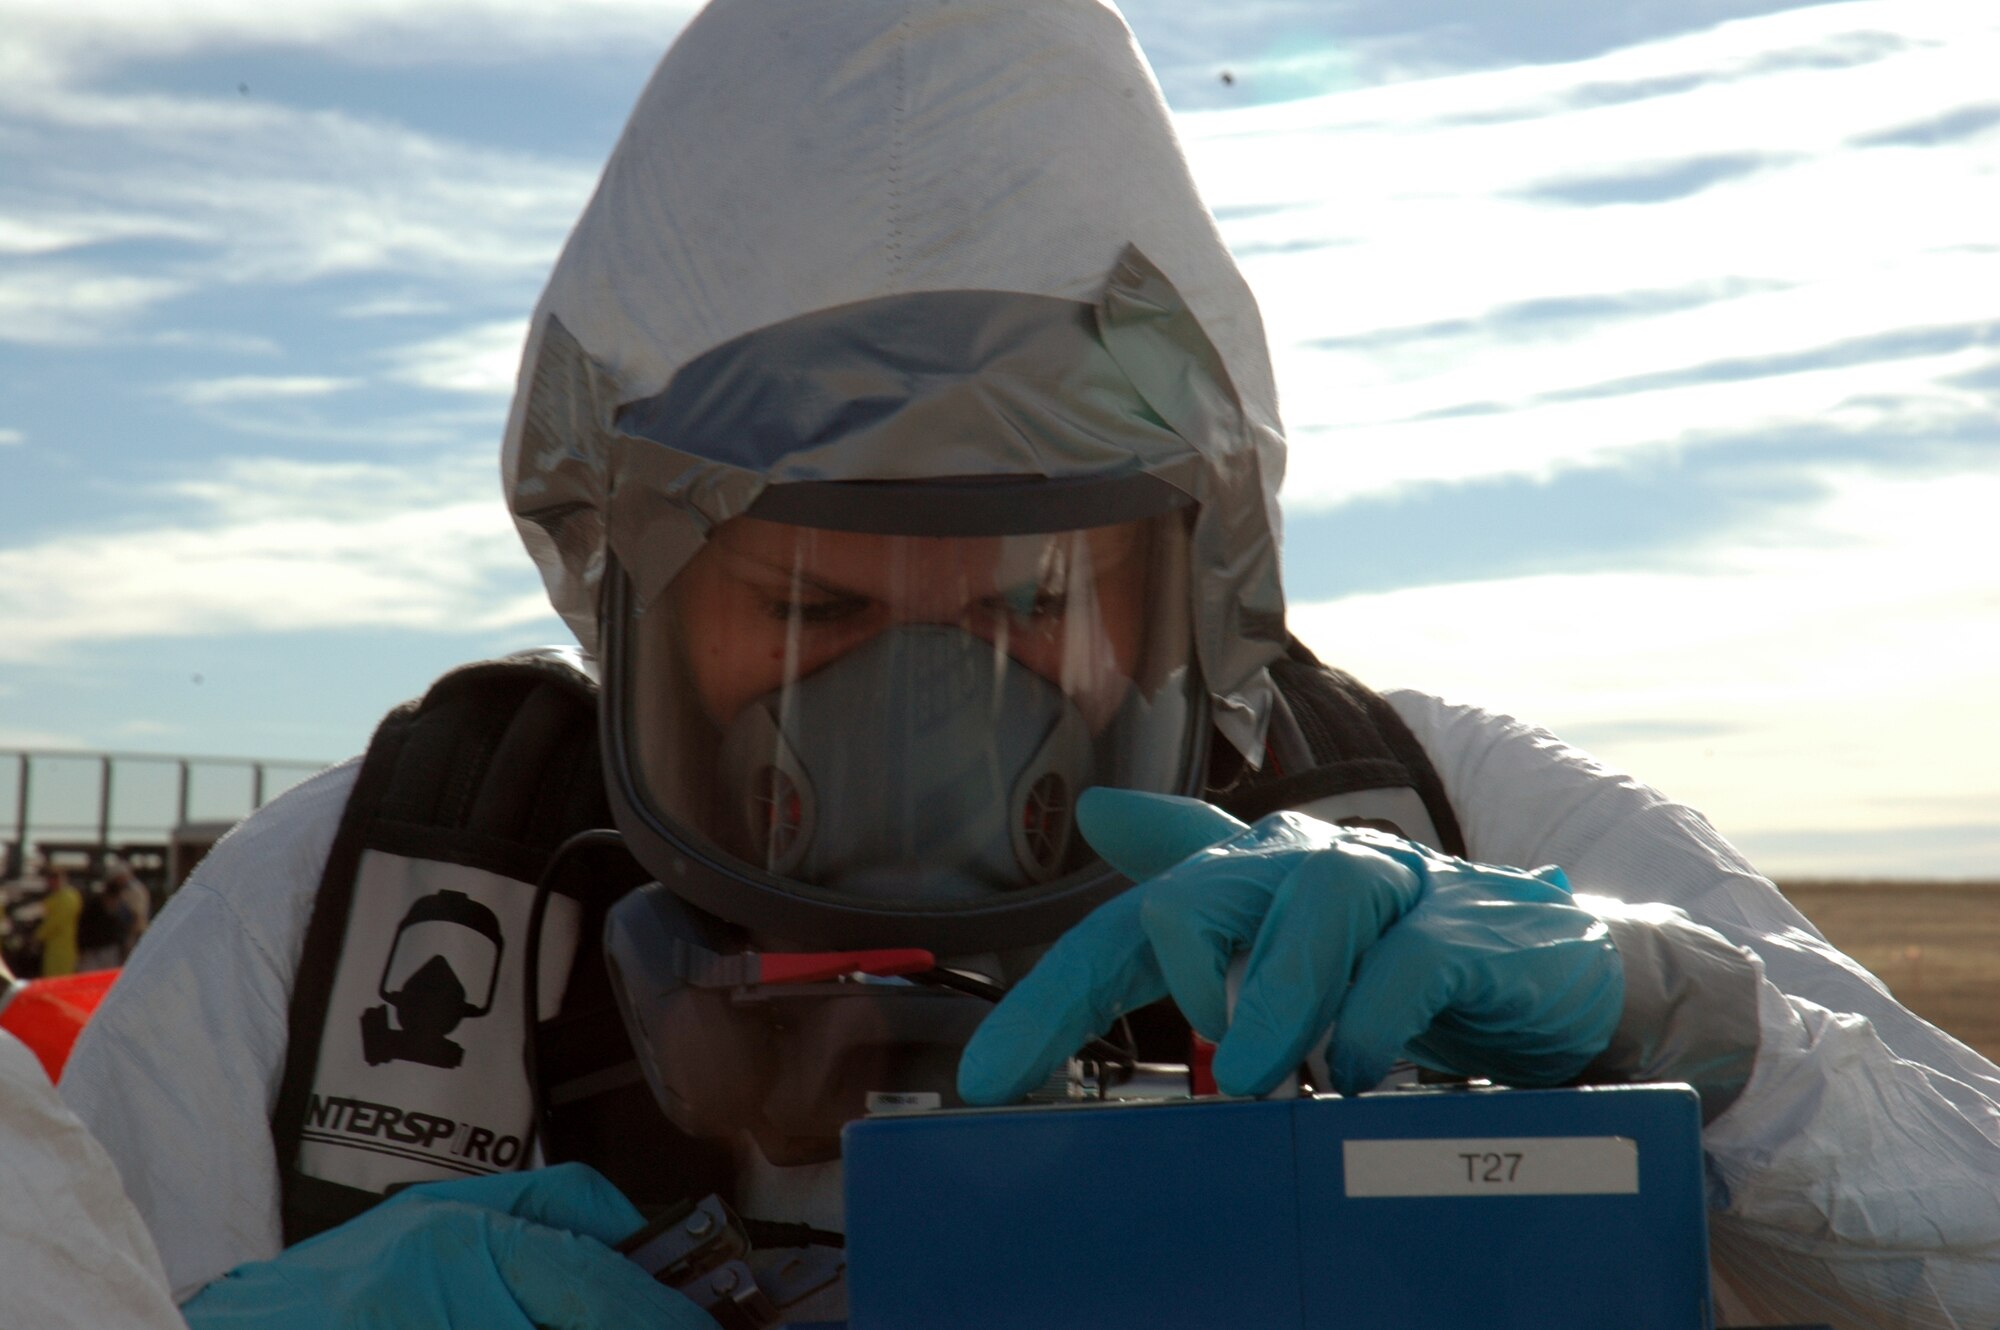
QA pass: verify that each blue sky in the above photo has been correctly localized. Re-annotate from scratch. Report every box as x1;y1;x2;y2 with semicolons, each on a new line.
2;0;1996;877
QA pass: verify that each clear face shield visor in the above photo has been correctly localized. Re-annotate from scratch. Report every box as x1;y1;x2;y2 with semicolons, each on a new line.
609;503;1202;942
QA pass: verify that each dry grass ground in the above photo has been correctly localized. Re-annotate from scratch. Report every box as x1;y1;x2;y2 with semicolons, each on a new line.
1778;880;2000;1062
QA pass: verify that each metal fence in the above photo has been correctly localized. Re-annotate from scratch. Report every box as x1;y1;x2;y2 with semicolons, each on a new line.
2;748;329;888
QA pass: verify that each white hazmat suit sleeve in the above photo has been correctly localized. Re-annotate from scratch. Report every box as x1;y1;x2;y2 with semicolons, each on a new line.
1;1027;184;1328
60;761;360;1303
1389;688;2000;1328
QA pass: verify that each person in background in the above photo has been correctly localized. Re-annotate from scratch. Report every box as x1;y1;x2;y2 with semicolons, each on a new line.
34;869;80;979
103;856;152;963
0;852;48;977
74;874;132;973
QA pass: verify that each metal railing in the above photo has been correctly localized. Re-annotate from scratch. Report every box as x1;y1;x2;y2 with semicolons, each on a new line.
2;748;329;883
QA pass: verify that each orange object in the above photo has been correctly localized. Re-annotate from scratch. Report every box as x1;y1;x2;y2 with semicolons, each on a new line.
0;969;119;1082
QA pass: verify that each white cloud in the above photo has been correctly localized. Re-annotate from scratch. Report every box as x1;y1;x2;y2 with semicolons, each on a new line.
174;375;358;406
155;364;502;449
0;211;208;257
161;402;504;451
0;0;698;73
1289;465;2000;872
338;294;452;319
0;86;596;353
1177;0;2000;505
0;428;22;446
1283;345;1994;508
0;266;191;345
388;319;530;397
60;109;589;287
0;456;546;661
0;725;84;748
148;329;284;356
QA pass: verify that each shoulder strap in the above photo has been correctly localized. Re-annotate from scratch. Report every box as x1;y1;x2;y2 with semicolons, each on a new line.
271;652;633;1242
1216;638;1467;858
528;837;738;1213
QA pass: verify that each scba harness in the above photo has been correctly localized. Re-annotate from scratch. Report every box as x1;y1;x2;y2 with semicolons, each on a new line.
269;643;1464;1245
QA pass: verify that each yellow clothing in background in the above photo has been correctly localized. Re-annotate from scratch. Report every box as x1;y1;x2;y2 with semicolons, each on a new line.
36;883;81;977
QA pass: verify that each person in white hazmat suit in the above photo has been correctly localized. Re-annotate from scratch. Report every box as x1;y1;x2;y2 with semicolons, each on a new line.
59;0;2000;1326
0;1025;182;1328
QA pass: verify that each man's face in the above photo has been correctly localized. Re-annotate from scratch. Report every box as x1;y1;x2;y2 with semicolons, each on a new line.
667;515;1154;730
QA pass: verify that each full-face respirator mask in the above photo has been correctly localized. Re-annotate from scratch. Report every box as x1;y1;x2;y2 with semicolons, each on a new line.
598;488;1208;1163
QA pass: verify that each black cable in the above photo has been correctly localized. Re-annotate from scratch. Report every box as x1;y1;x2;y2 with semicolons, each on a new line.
1101;1014;1141;1092
910;964;1006;1003
522;827;631;1166
742;1218;845;1250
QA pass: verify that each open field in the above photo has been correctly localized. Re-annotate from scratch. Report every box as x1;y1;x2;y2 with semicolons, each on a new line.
1777;880;2000;1062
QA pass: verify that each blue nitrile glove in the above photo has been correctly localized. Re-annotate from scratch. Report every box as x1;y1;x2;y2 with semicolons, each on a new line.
959;789;1624;1103
181;1162;718;1329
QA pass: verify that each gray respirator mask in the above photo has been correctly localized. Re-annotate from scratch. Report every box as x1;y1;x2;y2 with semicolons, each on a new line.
717;624;1094;900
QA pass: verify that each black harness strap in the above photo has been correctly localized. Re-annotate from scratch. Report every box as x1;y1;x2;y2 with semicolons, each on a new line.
274;653;734;1245
528;838;737;1212
273;655;620;1243
270;692;422;1245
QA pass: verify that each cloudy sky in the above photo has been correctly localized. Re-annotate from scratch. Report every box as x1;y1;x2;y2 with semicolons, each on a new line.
2;0;1995;876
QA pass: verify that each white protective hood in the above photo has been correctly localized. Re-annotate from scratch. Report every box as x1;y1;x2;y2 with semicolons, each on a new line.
501;0;1291;757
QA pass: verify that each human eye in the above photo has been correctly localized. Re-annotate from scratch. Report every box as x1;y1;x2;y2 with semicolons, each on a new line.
982;587;1068;623
1022;590;1067;620
765;592;873;626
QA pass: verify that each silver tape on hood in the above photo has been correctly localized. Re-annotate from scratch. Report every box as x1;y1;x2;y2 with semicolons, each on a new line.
509;248;1284;755
501;0;1292;757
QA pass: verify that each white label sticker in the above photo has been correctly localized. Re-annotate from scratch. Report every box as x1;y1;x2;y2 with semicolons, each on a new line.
297;850;581;1195
866;1091;943;1115
1342;1136;1638;1197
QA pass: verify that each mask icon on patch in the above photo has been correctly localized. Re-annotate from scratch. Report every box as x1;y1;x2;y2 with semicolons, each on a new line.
360;889;505;1069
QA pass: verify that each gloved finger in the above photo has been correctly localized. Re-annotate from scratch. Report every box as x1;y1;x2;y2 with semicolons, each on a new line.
957;892;1165;1106
404;1162;645;1246
483;1208;721;1330
1212;841;1425;1096
1322;922;1457;1095
1135;849;1285;1040
1410;906;1623;1087
1076;788;1248;882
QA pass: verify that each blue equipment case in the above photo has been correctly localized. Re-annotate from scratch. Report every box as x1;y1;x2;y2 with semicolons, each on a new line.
843;1084;1712;1329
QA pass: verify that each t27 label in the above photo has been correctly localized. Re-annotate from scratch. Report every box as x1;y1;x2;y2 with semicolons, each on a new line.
1341;1136;1639;1197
